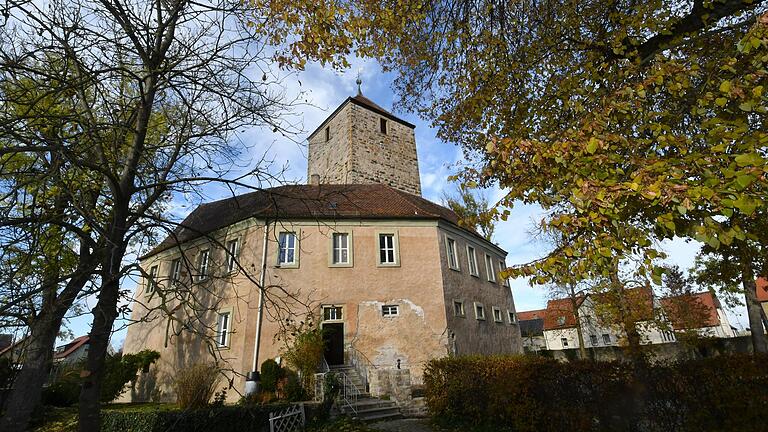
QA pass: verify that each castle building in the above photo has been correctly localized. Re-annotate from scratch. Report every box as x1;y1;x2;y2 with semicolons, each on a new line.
121;89;522;403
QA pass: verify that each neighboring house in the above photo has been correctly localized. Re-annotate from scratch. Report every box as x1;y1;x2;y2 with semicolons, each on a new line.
122;90;522;403
519;288;734;352
53;335;91;365
518;310;546;352
758;278;768;320
660;291;736;339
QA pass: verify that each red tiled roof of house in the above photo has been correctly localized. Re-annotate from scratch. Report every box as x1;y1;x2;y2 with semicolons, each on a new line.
517;309;546;321
53;336;89;360
144;184;483;258
660;291;721;329
757;278;768;302
543;296;586;331
589;286;656;323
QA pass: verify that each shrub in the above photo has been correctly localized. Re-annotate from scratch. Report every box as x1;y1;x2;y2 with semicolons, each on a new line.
42;363;83;407
174;363;219;409
100;350;161;402
101;404;289;432
424;354;768;432
283;369;308;402
281;320;324;393
260;359;282;392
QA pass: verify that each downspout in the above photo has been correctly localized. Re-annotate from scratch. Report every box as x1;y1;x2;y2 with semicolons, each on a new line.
245;218;269;396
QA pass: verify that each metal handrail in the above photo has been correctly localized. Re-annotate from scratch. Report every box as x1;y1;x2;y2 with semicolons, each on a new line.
347;345;377;393
336;371;359;415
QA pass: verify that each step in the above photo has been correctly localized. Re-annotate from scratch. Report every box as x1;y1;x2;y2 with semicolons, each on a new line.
357;410;402;422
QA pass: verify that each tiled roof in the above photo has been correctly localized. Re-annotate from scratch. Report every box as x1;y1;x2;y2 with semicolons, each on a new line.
53;336;89;360
145;184;474;258
660;291;722;329
757;278;768;302
517;309;546;322
307;94;415;141
589;287;656;323
543;297;586;331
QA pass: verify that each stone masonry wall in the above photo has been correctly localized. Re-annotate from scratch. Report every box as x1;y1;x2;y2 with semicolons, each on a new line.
307;100;421;196
347;103;421;196
307;104;353;184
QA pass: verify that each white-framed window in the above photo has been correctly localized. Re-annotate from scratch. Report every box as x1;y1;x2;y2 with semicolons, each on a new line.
332;233;350;265
498;261;508;286
323;306;343;321
453;300;465;317
216;311;231;347
557;316;566;326
492;307;503;323
146;265;158;294
378;233;398;266
278;232;297;266
590;334;599;346
561;337;569;348
170;258;182;283
602;333;611;345
466;245;479;276
474;302;485;320
382;305;399;317
197;250;210;282
507;310;516;324
226;239;239;273
484;254;496;282
445;236;459;271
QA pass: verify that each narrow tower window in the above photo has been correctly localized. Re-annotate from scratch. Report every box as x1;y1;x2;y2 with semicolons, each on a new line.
325;126;330;141
380;118;387;134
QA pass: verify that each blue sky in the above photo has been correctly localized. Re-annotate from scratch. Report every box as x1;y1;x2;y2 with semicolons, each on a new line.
62;57;749;350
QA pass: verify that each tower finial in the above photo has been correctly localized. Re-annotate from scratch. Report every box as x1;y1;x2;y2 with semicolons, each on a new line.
356;70;362;95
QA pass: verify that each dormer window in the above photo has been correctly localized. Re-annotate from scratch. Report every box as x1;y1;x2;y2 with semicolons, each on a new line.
325;126;330;141
380;118;387;134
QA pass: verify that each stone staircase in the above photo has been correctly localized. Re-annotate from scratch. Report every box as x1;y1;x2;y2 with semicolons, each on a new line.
329;364;401;422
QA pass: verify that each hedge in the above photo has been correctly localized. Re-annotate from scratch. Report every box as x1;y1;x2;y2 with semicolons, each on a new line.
101;403;290;432
424;354;768;432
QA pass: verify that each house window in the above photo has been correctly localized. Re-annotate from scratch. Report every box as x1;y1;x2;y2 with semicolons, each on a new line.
170;258;182;283
325;126;330;141
278;232;297;265
453;300;465;317
323;306;343;321
382;305;399;317
197;250;210;281
507;311;516;324
446;237;459;270
474;303;485;320
466;246;478;276
492;307;503;323
216;311;231;347
226;239;239;273
332;233;350;264
590;334;599;346
146;265;158;293
557;316;566;326
380;118;387;134
485;254;496;282
561;338;569;348
602;334;611;344
379;234;396;264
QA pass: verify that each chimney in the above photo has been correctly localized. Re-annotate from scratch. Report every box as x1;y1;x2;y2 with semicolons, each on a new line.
309;174;320;185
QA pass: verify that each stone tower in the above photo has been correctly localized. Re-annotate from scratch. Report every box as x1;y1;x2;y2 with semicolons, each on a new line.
307;89;422;196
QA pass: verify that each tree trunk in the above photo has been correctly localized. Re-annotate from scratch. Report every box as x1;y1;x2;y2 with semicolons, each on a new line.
740;264;768;353
571;297;587;360
0;315;63;432
78;271;121;432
